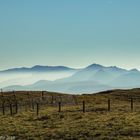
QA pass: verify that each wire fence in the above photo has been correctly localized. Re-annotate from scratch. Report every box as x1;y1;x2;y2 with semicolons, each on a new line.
0;91;140;116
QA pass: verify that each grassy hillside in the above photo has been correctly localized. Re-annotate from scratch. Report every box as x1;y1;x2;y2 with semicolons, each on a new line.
0;89;140;140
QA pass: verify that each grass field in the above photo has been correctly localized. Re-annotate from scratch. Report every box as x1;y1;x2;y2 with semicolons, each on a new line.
0;89;140;140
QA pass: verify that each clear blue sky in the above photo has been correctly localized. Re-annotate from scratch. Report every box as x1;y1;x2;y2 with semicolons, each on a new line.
0;0;140;70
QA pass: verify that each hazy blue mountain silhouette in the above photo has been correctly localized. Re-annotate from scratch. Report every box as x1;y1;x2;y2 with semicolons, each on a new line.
0;65;77;73
55;64;128;83
4;80;111;93
111;70;140;87
0;65;78;88
2;63;140;93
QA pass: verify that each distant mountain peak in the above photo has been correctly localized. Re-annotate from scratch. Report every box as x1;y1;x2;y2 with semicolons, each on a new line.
130;68;139;73
86;63;105;70
31;65;47;68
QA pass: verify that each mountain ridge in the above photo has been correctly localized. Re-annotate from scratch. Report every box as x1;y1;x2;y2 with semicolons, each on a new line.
0;65;78;73
0;63;139;73
1;63;140;93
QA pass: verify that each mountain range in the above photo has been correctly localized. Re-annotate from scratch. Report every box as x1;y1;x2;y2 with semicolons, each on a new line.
1;63;140;93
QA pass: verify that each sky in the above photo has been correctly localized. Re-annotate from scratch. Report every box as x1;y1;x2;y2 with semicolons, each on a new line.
0;0;140;70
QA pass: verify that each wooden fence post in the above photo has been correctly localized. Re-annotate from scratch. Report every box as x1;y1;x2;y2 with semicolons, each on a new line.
108;99;111;111
2;102;5;115
36;103;39;116
10;103;13;116
131;98;133;111
58;102;61;112
15;101;18;114
41;91;44;101
83;101;85;113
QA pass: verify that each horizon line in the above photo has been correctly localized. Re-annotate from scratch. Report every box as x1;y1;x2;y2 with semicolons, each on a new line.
0;63;140;72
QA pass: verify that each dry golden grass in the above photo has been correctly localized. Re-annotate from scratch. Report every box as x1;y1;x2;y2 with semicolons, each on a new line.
0;89;140;140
